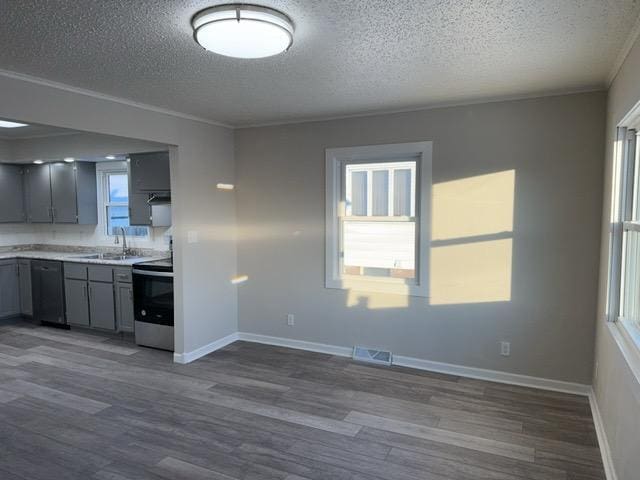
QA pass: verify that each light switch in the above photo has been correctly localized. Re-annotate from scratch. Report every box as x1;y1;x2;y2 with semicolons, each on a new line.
187;230;199;244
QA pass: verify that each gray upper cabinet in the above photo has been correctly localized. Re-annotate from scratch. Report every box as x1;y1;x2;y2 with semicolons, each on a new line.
50;163;77;223
24;164;53;223
0;259;20;319
25;162;97;225
129;151;170;193
129;192;152;226
0;164;25;223
18;259;32;316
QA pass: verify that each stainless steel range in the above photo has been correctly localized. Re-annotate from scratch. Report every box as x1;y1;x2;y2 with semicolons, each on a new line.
132;258;174;351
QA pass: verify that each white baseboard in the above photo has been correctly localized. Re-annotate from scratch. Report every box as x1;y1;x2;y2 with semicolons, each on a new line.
173;332;239;364
589;389;618;480
237;332;591;396
238;332;353;357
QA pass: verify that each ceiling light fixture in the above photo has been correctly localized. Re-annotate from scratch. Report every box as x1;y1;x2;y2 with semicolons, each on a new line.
33;160;44;164
63;157;75;163
0;120;28;128
192;4;294;59
105;155;116;160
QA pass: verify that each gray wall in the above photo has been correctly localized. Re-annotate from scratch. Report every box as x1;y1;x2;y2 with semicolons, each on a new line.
594;33;640;480
0;73;238;356
0;138;10;161
8;132;165;162
236;91;605;384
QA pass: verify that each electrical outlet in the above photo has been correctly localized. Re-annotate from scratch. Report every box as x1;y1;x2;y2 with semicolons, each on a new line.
500;341;511;357
287;314;295;326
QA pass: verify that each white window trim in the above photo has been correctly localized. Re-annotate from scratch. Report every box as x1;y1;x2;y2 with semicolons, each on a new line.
325;141;432;297
95;162;151;242
608;100;640;364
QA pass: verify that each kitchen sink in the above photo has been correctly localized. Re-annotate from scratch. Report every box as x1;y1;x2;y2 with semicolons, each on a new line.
72;253;141;261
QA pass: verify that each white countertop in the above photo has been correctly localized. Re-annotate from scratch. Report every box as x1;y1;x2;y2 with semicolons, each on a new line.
0;250;166;266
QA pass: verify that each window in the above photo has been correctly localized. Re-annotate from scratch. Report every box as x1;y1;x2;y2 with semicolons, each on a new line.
608;125;640;351
102;170;148;237
326;142;432;296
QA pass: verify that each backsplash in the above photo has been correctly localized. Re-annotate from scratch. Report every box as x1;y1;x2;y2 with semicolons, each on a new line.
0;223;170;251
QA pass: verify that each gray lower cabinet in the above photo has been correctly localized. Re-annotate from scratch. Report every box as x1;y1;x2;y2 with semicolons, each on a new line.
18;259;32;316
0;259;20;318
64;263;132;331
0;164;25;223
115;282;134;332
89;281;116;330
65;278;90;326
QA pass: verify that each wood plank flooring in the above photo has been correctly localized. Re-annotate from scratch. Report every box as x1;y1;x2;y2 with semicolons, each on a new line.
0;320;605;480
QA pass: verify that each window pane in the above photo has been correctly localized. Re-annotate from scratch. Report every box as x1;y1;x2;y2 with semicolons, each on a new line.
342;220;415;279
106;205;148;237
394;169;412;216
372;170;389;216
108;174;129;203
350;171;367;216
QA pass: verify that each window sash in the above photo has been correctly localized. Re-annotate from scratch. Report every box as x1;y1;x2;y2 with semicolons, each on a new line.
100;170;148;238
325;142;431;297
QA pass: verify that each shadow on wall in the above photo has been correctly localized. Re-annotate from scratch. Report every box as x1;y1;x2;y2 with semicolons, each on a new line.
345;169;515;309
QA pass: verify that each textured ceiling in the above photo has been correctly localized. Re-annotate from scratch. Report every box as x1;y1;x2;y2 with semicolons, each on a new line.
0;0;639;126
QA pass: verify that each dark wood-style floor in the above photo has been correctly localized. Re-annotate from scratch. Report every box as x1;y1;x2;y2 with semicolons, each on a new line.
0;321;604;480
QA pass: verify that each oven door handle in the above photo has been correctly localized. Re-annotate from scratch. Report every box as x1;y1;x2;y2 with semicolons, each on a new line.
132;269;174;278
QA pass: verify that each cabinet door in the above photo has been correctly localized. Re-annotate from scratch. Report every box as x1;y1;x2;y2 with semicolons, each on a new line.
0;260;19;318
115;282;134;332
50;163;78;223
129;193;152;226
18;260;32;316
65;278;89;326
25;165;52;223
89;281;116;330
0;165;25;223
129;152;170;192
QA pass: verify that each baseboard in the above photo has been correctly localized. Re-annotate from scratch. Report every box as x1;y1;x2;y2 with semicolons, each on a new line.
237;332;591;396
589;389;618;480
173;332;239;364
238;332;353;357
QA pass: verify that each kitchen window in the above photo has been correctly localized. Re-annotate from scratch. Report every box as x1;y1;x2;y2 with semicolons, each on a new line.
101;169;148;238
325;142;432;296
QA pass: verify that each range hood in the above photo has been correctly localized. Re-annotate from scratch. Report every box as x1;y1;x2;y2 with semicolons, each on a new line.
147;192;171;205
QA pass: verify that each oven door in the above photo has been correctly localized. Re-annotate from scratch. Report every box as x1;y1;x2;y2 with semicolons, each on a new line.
132;269;174;327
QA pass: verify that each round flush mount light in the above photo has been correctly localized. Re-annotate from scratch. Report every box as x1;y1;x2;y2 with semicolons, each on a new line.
33;159;44;165
192;4;294;59
63;157;75;163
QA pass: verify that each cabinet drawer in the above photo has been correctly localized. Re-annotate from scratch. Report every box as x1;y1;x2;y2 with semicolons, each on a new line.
113;268;132;283
64;262;88;280
88;265;114;283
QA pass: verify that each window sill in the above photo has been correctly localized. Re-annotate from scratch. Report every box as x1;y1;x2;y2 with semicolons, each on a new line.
611;320;640;387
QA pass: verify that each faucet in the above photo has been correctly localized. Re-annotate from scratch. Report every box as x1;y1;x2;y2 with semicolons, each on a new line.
114;227;129;255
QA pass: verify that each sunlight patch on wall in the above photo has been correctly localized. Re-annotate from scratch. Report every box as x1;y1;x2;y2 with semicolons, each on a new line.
430;238;513;305
432;169;515;240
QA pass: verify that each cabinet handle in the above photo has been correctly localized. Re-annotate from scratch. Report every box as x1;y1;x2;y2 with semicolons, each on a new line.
89;286;93;300
128;289;132;301
83;285;87;299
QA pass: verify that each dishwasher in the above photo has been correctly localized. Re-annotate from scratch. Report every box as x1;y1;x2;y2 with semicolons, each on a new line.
31;260;66;327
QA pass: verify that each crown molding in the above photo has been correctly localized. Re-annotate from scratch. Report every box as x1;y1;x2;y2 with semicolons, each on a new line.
0;68;233;129
236;87;605;129
608;11;640;87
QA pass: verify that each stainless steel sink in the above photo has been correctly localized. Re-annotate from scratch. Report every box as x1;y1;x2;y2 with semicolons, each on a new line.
72;253;141;261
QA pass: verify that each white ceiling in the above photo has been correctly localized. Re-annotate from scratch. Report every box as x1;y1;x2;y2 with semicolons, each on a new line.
1;1;638;127
0;122;77;140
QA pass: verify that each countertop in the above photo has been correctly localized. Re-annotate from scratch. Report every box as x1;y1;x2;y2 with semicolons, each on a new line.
0;250;167;266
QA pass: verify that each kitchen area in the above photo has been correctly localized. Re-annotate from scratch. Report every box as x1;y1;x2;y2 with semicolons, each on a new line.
0;120;176;352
